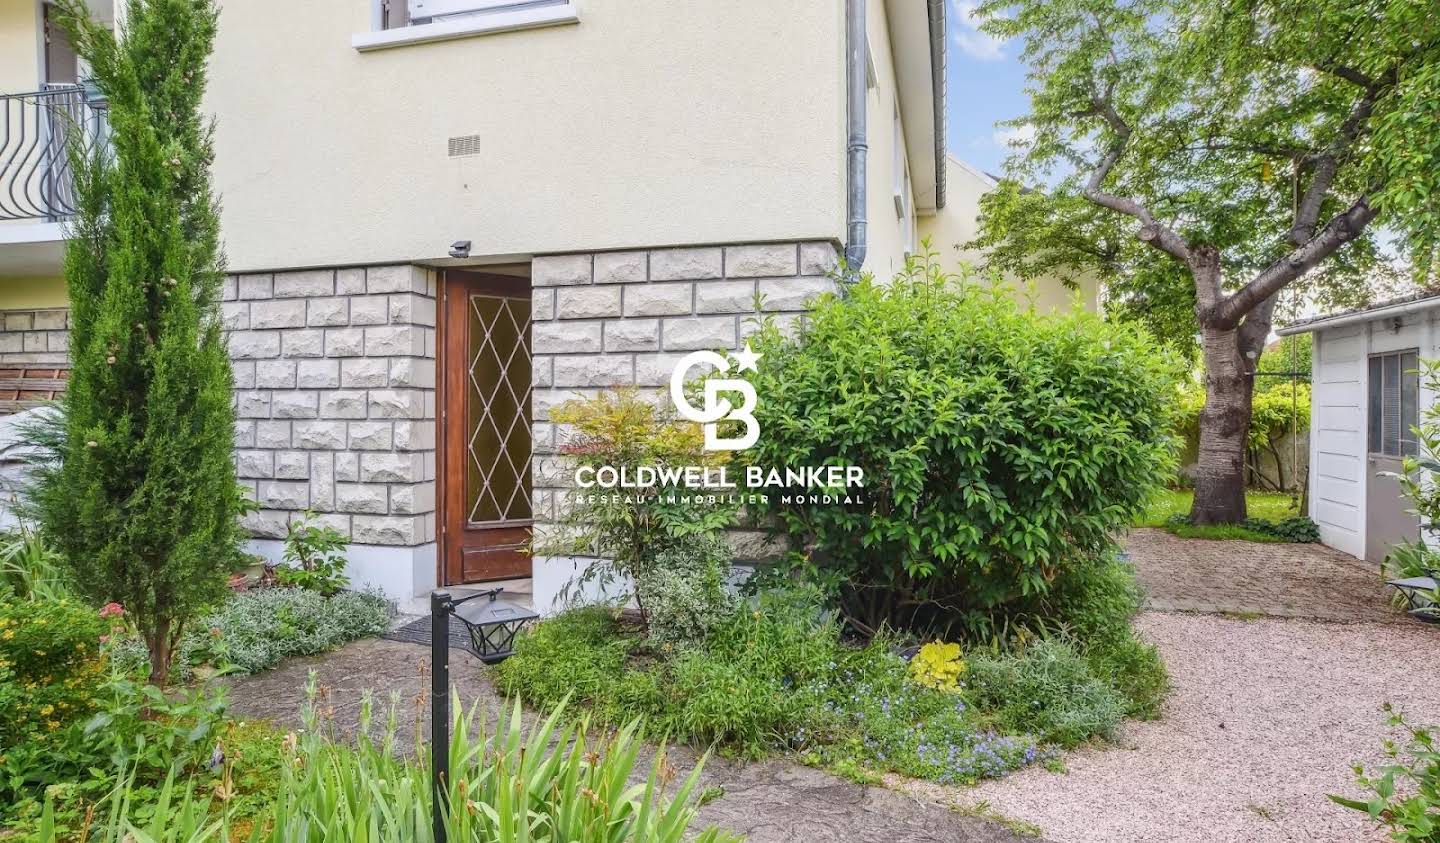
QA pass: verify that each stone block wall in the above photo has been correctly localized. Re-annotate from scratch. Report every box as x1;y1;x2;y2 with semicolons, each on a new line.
527;240;839;570
221;265;439;559
0;308;70;368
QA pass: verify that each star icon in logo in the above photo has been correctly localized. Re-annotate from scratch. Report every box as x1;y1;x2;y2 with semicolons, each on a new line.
730;341;762;373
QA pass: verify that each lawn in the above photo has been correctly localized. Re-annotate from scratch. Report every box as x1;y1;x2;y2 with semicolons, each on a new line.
1134;489;1305;542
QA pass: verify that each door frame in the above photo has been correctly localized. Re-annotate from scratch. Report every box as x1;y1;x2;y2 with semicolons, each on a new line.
436;269;534;586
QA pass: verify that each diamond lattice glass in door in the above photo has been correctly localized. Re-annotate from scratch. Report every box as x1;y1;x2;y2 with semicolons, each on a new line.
465;295;532;524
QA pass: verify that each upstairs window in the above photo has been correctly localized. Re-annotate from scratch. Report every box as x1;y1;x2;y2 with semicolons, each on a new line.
384;0;569;29
1368;350;1419;457
359;0;577;50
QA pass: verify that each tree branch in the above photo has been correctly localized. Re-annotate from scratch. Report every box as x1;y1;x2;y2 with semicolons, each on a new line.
1291;86;1382;245
1309;61;1377;89
1214;191;1380;325
1079;94;1194;264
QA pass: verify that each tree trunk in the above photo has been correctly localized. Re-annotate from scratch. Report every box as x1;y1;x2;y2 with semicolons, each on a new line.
146;616;173;687
1191;323;1253;524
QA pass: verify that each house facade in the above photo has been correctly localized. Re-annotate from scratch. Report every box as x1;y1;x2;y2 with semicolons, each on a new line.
1279;295;1434;563
0;0;1086;604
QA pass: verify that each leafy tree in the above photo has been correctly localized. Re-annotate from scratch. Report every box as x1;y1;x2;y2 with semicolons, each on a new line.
26;0;244;686
970;0;1440;523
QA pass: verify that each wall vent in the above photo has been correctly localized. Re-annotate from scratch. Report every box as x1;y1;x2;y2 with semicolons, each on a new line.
448;134;482;157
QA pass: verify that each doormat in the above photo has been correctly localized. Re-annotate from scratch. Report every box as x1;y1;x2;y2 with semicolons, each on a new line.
382;614;476;655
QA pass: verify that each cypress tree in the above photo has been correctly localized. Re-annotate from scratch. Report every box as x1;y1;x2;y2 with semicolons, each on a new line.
28;0;244;686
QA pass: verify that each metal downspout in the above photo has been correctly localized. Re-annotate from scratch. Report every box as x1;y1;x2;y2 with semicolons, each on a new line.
843;0;867;280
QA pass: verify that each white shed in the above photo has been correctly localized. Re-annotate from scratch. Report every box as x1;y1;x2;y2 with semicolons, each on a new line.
1279;293;1437;562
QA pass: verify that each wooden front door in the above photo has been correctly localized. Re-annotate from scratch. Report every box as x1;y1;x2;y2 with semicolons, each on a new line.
440;271;533;584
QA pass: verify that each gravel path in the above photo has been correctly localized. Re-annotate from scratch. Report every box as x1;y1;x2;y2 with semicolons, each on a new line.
897;611;1440;842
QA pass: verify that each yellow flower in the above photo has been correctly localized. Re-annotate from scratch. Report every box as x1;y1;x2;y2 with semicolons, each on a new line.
1;630;13;640
39;705;53;716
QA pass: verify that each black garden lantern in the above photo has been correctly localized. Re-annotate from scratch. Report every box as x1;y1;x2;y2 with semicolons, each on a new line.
448;588;538;663
429;587;538;843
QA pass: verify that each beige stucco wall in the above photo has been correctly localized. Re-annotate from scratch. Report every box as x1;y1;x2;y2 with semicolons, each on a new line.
861;0;917;280
0;1;40;95
0;275;66;308
207;0;848;273
920;157;1098;312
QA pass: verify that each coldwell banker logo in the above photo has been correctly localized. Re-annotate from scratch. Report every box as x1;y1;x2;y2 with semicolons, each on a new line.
669;342;763;451
570;339;866;506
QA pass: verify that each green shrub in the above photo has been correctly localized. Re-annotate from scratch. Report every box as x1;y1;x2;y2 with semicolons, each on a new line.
493;607;636;717
661;590;844;752
809;648;1046;785
543;389;738;631
498;595;842;757
1384;540;1439;611
966;639;1126;747
1254;515;1320;543
275;511;351;596
4;671;233;821
0;598;105;751
1045;555;1143;649
1331;706;1440;841
500;593;1073;786
108;588;392;679
205;588;391;674
1087;635;1168;720
743;256;1179;638
635;532;737;646
1163;512;1320;543
1044;557;1169;718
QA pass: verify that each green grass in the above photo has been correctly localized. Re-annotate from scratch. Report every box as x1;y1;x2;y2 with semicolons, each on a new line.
1133;489;1302;542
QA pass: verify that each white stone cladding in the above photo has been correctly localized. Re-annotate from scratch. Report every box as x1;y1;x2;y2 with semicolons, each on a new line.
222;265;439;555
528;241;840;590
0;241;838;604
0;308;70;367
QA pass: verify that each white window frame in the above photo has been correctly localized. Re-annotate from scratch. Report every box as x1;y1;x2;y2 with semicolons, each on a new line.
355;0;577;52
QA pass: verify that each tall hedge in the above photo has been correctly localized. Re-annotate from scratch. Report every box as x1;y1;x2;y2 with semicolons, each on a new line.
743;259;1179;637
26;0;243;686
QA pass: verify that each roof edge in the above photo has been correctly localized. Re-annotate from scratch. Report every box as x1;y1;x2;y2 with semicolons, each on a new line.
1277;291;1440;335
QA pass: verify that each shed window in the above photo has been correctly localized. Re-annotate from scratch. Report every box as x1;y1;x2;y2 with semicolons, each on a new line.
1368;350;1419;457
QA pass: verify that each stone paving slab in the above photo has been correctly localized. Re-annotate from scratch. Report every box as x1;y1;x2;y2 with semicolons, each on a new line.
1125;528;1405;623
225;638;1036;843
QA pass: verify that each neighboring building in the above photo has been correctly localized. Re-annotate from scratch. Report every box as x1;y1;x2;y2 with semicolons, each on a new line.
0;0;1078;604
919;158;1099;312
1278;294;1436;562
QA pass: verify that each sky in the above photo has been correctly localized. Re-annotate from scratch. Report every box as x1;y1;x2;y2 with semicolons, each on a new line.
943;0;1033;177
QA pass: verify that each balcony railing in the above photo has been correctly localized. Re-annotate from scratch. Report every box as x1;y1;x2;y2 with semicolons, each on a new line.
0;85;109;223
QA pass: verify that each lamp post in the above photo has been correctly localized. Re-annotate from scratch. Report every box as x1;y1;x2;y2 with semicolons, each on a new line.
429;587;539;843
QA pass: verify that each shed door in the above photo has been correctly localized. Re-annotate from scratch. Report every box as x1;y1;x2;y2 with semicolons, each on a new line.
1365;350;1420;563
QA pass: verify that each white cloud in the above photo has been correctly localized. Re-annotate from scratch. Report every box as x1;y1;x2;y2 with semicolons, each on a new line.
993;124;1036;148
952;0;1007;61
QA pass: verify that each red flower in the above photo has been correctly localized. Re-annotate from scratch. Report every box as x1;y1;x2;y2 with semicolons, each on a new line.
99;602;124;619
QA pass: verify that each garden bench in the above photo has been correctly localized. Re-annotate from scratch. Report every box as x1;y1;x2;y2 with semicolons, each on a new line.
1386;570;1440;623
